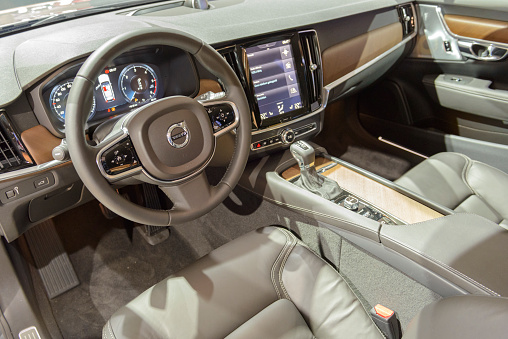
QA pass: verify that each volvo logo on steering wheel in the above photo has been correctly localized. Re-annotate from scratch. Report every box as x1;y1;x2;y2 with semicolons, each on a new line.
167;121;190;149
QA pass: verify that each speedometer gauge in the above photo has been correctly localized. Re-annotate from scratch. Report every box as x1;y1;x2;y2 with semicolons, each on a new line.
119;64;158;104
50;80;96;121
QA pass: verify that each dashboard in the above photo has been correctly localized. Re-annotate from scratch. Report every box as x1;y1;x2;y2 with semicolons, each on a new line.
0;0;417;242
31;46;199;136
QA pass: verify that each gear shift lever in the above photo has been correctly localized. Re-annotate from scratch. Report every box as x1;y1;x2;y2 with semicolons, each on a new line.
290;141;342;200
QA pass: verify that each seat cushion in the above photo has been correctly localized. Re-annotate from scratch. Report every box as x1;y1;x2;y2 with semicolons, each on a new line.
395;152;508;224
103;226;383;339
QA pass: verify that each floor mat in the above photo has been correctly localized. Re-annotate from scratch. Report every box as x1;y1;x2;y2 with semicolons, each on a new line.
340;145;411;181
47;187;321;338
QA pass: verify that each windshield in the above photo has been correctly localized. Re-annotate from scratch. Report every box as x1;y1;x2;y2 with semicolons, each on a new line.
0;0;162;35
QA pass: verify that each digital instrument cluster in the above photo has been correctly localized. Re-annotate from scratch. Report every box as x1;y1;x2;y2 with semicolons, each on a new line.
47;63;163;123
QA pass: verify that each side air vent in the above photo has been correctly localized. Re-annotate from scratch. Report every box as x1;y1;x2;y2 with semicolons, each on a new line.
398;4;415;36
299;31;322;111
0;111;34;174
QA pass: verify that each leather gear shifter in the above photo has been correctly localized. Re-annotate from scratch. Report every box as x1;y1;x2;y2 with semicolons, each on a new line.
290;141;342;201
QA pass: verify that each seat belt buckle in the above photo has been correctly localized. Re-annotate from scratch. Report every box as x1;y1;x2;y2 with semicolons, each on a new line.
370;304;401;339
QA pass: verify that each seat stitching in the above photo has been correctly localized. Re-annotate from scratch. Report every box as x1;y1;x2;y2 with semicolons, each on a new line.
462;159;505;221
277;228;297;300
271;229;291;300
106;321;115;339
453;153;476;196
383;234;500;296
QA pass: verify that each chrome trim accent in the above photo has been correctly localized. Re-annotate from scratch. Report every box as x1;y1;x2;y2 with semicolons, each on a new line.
250;29;325;136
251;106;324;135
378;137;428;159
202;100;240;138
167;121;190;149
322;30;417;104
0;111;34;170
250;122;317;151
436;6;508;52
96;128;142;182
96;100;237;184
0;159;67;182
299;29;324;107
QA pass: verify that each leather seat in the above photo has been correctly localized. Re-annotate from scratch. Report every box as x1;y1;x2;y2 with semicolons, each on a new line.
103;226;508;338
395;152;508;227
102;226;384;338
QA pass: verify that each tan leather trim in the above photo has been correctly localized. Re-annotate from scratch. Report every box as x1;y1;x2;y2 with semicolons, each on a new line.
196;79;223;97
444;14;508;44
21;125;62;165
322;22;403;86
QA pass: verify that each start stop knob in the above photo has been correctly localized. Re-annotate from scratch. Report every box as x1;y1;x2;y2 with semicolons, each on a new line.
280;128;295;144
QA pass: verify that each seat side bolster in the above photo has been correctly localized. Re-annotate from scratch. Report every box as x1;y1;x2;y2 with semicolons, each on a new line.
395;152;472;209
281;243;384;338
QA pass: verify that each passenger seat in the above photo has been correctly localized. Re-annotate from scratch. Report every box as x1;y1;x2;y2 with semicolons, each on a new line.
395;152;508;228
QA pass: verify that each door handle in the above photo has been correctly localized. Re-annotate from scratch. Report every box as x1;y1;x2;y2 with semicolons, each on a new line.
458;40;508;61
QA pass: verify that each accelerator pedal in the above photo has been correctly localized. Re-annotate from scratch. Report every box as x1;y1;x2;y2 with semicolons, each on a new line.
137;183;169;246
24;220;79;299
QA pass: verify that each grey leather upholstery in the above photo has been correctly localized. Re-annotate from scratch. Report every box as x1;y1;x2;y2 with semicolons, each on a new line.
396;152;508;227
403;295;508;339
103;227;384;339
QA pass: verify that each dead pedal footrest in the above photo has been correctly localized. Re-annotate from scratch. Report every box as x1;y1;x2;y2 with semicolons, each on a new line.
24;220;79;299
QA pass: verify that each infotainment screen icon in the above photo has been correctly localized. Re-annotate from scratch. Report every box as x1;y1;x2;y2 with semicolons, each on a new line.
245;39;303;121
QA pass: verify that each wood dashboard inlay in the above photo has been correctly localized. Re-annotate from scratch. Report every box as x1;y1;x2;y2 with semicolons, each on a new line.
322;22;403;86
281;158;443;224
444;15;508;45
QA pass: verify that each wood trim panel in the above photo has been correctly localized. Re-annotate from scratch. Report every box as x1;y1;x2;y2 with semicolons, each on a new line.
281;158;443;224
322;22;403;86
196;79;222;97
444;14;508;44
21;125;61;165
281;157;333;181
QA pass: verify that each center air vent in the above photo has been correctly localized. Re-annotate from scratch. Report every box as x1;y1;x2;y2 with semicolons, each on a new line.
0;111;34;174
299;30;322;111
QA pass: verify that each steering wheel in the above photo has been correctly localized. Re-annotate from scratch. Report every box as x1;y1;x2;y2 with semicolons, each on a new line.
66;28;251;226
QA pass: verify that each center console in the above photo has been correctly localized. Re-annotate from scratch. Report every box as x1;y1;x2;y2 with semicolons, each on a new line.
217;30;324;155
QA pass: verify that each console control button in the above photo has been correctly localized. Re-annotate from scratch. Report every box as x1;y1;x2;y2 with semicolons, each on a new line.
206;103;235;133
280;128;295;144
100;138;140;175
343;195;359;211
34;177;50;189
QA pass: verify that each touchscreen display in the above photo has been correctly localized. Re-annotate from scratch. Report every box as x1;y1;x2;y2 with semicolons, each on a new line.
245;39;303;120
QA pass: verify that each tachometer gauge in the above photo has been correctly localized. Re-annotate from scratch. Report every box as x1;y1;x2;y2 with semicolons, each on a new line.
50;80;96;121
119;64;158;104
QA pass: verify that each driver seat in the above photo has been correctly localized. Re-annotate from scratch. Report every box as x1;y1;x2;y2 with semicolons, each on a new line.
102;226;508;339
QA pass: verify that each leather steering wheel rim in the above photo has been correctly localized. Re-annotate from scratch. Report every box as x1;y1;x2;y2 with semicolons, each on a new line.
66;28;251;226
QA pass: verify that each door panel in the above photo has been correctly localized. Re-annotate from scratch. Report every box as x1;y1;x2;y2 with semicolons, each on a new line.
358;2;508;170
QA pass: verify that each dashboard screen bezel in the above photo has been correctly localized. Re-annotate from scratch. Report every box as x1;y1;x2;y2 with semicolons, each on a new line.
239;33;311;129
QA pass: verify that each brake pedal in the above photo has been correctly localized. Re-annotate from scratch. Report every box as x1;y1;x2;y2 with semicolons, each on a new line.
138;183;169;245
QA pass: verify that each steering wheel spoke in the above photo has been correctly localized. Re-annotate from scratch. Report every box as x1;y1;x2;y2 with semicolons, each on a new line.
158;171;213;214
201;100;240;138
95;129;142;182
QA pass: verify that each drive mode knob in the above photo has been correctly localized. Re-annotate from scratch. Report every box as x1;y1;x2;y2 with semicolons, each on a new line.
343;196;359;211
280;128;295;144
